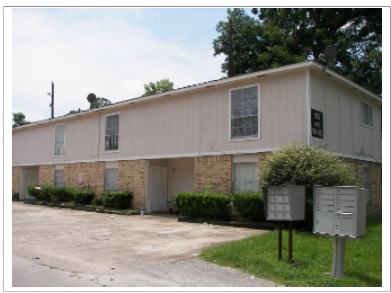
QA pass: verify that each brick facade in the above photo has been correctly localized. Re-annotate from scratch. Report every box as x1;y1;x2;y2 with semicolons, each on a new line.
38;165;55;186
194;155;232;193
118;160;146;209
63;162;106;196
12;167;21;194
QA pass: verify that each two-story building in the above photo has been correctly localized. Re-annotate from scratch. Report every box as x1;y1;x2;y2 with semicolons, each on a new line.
12;61;382;215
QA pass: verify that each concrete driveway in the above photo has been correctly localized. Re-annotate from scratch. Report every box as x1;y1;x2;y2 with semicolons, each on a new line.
11;202;279;287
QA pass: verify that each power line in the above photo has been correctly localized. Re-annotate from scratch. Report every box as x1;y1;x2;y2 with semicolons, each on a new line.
58;46;213;93
52;28;215;83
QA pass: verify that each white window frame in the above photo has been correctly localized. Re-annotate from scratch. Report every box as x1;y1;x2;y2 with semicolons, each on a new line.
104;113;120;152
54;124;65;156
360;101;374;128
54;169;64;187
104;168;118;191
229;84;260;142
232;162;259;193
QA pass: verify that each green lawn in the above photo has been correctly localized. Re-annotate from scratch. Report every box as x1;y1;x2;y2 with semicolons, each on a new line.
200;216;382;287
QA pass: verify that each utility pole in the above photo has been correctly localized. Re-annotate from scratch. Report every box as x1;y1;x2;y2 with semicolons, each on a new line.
228;17;233;78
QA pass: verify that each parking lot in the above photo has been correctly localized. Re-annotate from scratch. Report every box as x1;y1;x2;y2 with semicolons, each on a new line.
11;202;279;287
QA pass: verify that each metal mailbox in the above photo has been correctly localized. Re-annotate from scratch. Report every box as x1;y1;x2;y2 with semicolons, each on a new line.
313;186;366;238
264;186;305;221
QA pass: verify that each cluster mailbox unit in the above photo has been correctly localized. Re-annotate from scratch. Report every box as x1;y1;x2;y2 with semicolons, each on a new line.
313;186;367;277
313;186;366;238
263;186;305;262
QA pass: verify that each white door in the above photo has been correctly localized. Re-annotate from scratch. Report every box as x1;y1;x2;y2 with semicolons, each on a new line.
22;170;38;200
150;167;167;212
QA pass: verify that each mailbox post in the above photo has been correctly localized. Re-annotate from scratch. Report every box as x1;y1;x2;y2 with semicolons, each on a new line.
264;186;305;262
313;186;367;277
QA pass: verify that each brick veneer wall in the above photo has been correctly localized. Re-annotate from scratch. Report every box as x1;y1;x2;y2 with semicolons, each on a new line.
118;160;146;209
194;155;232;193
258;152;272;187
369;162;382;217
12;167;21;194
38;165;55;186
63;162;106;196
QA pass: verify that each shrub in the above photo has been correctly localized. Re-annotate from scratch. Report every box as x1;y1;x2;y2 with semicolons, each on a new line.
40;184;54;201
27;184;42;199
174;191;231;220
261;142;355;231
101;190;133;209
91;198;103;206
72;188;94;205
232;191;265;221
63;187;75;202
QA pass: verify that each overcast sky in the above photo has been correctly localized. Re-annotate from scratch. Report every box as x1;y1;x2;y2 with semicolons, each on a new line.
10;7;257;122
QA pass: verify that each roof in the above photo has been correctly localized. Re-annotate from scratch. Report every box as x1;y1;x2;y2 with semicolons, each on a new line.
13;61;381;131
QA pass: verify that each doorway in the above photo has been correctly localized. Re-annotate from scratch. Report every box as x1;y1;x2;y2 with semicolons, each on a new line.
150;166;168;212
21;169;38;200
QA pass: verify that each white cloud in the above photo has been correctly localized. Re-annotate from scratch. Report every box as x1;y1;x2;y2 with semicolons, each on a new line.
11;7;228;121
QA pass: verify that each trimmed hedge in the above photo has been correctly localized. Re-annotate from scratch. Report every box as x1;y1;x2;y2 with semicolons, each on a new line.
101;190;134;209
72;188;94;205
232;191;265;221
174;191;231;220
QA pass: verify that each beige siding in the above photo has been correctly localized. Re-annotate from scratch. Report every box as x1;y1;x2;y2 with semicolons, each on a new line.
310;70;381;161
12;69;320;166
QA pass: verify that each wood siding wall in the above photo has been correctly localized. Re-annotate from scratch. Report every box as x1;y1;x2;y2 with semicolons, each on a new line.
13;70;308;166
310;70;381;161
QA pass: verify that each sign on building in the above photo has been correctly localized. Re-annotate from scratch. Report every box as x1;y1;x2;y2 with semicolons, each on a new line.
311;109;323;139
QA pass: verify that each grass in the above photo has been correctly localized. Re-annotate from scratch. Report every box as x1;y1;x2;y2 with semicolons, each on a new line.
200;216;382;287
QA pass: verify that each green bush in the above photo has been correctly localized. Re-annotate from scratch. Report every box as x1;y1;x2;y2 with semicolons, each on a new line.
40;184;54;201
232;191;265;221
72;188;94;205
101;190;133;209
91;198;103;206
63;187;75;202
174;191;231;220
27;184;42;199
261;142;354;231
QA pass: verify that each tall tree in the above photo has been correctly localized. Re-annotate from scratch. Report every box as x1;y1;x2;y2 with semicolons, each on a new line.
12;112;30;127
214;8;382;95
142;79;174;97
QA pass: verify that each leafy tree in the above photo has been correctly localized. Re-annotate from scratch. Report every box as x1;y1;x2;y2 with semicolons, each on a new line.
12;112;30;127
142;79;174;97
214;8;382;95
66;108;81;115
86;93;112;109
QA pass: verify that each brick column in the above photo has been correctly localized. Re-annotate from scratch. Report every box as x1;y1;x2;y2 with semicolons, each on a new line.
258;152;272;187
12;167;21;194
38;165;55;186
118;160;146;209
194;155;232;193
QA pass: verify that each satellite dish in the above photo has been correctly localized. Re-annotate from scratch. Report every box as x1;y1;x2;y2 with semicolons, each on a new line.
87;93;97;103
324;45;338;61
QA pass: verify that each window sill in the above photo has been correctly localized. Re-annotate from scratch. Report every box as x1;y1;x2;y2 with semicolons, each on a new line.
229;136;260;142
360;123;374;129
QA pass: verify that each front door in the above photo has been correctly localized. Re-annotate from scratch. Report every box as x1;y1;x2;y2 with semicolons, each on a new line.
22;170;38;200
150;167;167;212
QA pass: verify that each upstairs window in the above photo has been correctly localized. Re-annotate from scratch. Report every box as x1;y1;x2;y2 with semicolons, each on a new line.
361;101;373;127
230;85;259;140
54;124;65;156
105;114;119;151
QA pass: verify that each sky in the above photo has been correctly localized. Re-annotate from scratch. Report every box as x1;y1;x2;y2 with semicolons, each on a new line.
9;7;258;123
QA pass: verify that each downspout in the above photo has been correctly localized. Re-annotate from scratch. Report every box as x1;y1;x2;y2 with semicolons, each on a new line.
306;68;312;146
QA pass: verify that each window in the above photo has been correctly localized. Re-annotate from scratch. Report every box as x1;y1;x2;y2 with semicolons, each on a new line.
54;124;65;156
105;169;118;190
361;101;373;127
230;85;259;140
105;114;119;151
54;170;64;187
232;163;259;192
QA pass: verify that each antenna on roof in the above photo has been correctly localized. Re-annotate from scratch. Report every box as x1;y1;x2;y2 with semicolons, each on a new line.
319;45;338;70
